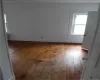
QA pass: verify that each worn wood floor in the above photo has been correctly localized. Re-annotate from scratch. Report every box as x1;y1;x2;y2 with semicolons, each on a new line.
8;42;87;80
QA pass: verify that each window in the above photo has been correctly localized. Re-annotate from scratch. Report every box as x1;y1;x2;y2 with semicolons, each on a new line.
4;14;8;32
71;14;88;35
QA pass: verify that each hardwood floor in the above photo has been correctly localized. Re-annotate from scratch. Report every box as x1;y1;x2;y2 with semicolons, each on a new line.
8;42;87;80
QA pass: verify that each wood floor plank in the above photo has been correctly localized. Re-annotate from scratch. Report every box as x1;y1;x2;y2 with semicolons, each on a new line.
8;42;87;80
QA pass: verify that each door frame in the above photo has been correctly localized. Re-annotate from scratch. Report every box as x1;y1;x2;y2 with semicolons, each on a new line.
0;0;15;80
81;4;100;80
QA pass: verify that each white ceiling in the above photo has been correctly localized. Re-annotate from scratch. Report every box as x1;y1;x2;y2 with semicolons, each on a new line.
3;0;100;3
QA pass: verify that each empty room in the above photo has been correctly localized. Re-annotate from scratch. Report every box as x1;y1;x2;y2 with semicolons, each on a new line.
0;0;100;80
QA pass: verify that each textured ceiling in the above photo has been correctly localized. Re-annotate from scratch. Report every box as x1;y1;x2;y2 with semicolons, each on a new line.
3;0;100;3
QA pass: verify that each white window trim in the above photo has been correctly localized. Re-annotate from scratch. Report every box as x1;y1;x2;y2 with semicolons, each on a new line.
71;13;88;35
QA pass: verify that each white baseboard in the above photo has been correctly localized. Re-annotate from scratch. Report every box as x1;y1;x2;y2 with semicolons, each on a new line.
8;75;15;80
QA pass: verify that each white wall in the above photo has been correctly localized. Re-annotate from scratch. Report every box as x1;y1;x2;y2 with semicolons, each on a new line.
4;3;99;43
0;2;14;80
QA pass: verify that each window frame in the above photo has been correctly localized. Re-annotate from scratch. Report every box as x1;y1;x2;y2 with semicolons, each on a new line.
71;13;88;35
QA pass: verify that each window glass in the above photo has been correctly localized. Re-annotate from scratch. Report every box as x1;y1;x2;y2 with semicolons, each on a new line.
72;14;88;35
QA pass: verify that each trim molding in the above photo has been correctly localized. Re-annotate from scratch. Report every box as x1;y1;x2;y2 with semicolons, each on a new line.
8;40;82;45
3;1;100;3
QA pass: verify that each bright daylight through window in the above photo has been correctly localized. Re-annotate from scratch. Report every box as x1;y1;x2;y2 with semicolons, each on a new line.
4;14;7;32
72;14;88;35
